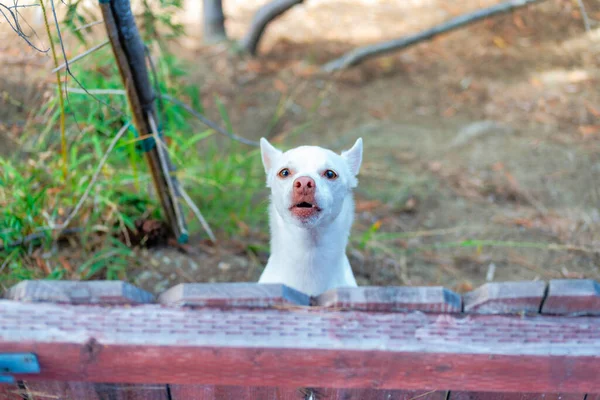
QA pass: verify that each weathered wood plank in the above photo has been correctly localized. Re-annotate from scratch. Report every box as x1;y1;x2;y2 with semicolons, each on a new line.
169;385;299;399
2;300;600;392
308;388;447;399
463;281;546;314
159;283;310;308
315;286;461;312
18;381;98;400
449;392;584;399
541;280;600;316
169;385;445;399
20;375;170;398
0;383;23;400
5;280;154;305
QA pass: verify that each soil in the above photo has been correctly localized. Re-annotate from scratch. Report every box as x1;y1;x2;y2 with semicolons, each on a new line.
2;0;600;294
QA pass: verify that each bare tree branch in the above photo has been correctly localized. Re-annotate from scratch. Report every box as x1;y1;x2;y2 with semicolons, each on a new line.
73;19;104;32
179;185;216;243
160;94;259;147
0;2;48;52
35;122;132;233
240;0;304;55
51;40;109;73
322;0;546;72
61;86;259;147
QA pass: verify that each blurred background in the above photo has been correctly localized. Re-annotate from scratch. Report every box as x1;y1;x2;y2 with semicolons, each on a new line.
0;0;598;294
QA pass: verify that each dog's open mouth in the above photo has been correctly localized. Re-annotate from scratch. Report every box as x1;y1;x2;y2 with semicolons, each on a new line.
290;201;320;218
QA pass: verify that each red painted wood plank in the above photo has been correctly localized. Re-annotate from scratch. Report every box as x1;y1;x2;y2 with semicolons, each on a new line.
5;280;154;305
159;283;310;308
463;281;546;314
449;392;584;399
1;301;599;392
315;286;461;312
169;385;445;399
541;280;600;316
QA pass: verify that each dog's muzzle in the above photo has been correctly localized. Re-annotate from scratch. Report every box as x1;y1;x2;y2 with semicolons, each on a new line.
290;176;320;219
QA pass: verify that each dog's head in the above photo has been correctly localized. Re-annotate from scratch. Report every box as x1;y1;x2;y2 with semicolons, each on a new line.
260;137;363;228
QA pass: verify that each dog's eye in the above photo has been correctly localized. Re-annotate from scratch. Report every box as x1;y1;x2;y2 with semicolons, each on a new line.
278;168;291;178
324;169;338;180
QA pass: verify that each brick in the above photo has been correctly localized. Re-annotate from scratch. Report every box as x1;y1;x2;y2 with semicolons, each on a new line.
315;286;462;312
158;283;310;308
4;280;154;305
542;280;600;316
463;281;546;314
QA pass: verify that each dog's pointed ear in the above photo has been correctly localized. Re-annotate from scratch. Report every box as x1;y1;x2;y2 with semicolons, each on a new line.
341;137;363;176
260;137;282;174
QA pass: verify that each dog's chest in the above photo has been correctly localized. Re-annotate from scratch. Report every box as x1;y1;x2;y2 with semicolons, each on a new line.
259;251;356;296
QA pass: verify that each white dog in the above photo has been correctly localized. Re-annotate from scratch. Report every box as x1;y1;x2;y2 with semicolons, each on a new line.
258;137;363;296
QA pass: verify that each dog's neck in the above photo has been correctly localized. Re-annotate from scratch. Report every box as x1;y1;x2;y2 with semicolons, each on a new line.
263;196;356;296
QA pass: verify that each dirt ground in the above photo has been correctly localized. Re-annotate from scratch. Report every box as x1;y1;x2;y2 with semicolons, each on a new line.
2;0;600;294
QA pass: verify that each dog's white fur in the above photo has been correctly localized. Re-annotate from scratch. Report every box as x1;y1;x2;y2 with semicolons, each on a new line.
258;137;363;296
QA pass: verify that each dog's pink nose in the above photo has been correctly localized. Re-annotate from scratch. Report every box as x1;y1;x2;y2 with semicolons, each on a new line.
293;176;315;194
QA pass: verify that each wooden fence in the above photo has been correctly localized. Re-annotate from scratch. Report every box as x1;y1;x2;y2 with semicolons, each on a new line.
1;279;599;399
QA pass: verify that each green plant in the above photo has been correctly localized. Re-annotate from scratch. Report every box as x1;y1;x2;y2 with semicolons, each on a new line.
1;33;265;287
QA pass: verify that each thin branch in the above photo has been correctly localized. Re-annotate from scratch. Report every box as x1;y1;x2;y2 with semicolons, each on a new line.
73;19;104;32
161;94;259;147
322;0;546;72
40;0;68;179
0;3;48;52
61;86;259;147
51;40;109;73
576;0;592;32
0;228;82;252
147;113;189;241
48;0;122;115
240;0;304;55
179;186;216;243
36;122;132;233
62;87;127;95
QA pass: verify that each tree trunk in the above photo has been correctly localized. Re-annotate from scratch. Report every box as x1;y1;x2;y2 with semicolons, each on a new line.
203;0;227;44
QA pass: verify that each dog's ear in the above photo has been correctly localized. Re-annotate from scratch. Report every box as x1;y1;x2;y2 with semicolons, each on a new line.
260;138;282;173
341;137;363;176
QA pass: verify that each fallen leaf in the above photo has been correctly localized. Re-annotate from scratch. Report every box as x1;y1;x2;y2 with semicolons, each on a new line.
513;14;526;30
493;36;507;49
35;256;51;275
585;102;600;118
273;79;287;93
368;109;385;119
355;199;383;212
579;125;600;137
454;281;473;293
58;256;72;272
